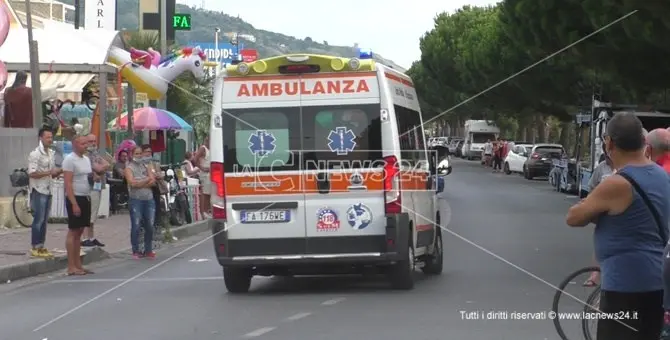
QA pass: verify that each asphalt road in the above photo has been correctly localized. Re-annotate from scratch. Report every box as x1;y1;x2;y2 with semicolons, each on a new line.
0;159;596;340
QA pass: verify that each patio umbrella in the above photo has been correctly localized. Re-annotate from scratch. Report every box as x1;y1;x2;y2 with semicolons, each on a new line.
108;107;193;131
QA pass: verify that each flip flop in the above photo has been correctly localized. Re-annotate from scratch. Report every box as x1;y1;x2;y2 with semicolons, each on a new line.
67;271;87;276
78;269;95;274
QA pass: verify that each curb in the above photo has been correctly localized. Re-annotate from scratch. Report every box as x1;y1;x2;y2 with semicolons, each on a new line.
0;220;210;283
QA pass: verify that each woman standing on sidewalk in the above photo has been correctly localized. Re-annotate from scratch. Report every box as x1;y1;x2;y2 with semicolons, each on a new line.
124;146;156;259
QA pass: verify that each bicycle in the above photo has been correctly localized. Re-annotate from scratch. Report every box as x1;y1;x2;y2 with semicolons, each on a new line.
552;266;601;340
10;168;33;227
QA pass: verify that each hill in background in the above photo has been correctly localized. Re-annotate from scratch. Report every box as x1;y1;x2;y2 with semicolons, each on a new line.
60;0;406;72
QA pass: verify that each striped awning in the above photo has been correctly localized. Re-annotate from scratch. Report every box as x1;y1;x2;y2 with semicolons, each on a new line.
2;72;95;102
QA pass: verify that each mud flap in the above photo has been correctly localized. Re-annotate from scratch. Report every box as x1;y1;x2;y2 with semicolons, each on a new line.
385;213;410;260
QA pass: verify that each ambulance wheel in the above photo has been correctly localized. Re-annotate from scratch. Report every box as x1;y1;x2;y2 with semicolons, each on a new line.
223;267;252;293
422;230;443;275
389;242;415;290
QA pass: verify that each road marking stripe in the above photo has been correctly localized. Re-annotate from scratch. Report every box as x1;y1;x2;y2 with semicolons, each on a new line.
243;327;276;338
285;312;312;321
51;277;221;284
321;297;346;306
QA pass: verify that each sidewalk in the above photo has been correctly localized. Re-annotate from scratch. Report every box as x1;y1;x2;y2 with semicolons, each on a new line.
0;213;209;282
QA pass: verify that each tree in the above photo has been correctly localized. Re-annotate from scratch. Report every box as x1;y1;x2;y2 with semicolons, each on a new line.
411;0;670;143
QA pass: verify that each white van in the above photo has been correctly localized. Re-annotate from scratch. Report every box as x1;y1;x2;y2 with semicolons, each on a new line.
208;52;445;293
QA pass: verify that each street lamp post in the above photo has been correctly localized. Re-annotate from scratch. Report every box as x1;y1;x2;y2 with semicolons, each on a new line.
25;0;43;129
158;0;167;110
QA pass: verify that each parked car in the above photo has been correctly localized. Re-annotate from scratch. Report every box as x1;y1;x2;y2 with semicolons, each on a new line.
503;143;534;174
448;138;463;154
458;140;467;158
522;144;565;180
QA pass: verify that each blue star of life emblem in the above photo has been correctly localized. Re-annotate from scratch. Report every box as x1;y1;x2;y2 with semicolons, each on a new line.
327;126;357;155
248;130;276;156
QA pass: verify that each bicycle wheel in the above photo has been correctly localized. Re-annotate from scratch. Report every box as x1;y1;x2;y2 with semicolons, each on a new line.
12;189;33;227
552;266;600;340
581;286;601;340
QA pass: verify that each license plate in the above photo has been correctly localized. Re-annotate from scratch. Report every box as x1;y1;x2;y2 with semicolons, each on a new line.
241;210;290;223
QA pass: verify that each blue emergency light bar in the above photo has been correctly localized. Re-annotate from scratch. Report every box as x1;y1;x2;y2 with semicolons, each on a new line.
358;48;373;60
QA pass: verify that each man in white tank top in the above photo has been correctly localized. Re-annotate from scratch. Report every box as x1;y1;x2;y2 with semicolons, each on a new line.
196;136;211;218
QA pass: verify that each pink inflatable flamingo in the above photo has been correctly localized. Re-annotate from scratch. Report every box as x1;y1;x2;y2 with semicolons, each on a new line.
0;3;10;92
0;2;9;48
147;47;162;67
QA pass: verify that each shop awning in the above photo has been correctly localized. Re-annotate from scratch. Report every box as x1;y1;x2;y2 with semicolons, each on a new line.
2;72;95;102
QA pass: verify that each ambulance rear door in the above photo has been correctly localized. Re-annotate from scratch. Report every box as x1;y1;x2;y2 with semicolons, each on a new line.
220;75;307;255
300;72;388;255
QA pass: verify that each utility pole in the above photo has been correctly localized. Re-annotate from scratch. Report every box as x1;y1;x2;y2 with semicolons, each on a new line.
74;0;80;28
25;0;43;129
158;0;167;109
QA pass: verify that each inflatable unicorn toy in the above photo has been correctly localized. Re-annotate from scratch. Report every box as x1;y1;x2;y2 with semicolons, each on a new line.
107;46;217;100
129;47;162;69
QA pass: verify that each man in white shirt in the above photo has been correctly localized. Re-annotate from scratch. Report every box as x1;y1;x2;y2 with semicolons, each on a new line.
27;128;63;257
62;134;94;275
82;134;110;248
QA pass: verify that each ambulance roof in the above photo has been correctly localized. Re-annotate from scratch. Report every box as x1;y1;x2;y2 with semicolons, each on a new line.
224;54;376;77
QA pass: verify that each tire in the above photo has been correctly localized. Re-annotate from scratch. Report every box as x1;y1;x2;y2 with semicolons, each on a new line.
422;228;443;275
12;189;33;227
223;267;252;293
389;242;415;290
551;266;600;340
504;162;511;175
581;286;600;340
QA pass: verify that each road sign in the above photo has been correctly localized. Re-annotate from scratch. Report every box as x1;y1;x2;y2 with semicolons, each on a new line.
172;14;191;30
190;42;244;64
240;49;258;62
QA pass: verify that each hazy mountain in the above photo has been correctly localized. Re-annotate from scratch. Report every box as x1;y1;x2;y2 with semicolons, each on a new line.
59;0;406;72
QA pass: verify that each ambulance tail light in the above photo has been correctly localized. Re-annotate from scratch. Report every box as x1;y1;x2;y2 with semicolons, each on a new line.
383;155;401;214
210;161;227;220
278;64;320;74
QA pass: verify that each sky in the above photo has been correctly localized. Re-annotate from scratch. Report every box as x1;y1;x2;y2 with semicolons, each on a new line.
178;0;500;68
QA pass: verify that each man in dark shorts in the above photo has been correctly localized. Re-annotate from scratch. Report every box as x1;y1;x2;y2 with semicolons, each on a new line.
62;134;94;276
566;113;668;340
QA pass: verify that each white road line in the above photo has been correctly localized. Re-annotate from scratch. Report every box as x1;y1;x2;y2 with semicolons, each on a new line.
243;327;276;338
51;277;222;284
284;312;312;321
321;297;346;306
31;226;223;332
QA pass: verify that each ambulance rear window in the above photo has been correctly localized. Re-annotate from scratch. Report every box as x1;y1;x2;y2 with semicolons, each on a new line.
302;104;382;170
222;109;300;172
220;104;382;172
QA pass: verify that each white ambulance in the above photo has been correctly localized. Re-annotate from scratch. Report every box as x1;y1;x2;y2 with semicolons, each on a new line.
208;51;446;293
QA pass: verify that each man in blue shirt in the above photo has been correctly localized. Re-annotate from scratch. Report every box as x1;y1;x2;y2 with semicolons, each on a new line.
567;113;668;340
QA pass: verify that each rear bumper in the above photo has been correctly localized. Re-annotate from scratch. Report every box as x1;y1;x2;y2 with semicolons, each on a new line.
465;150;482;158
527;163;552;175
211;213;411;267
